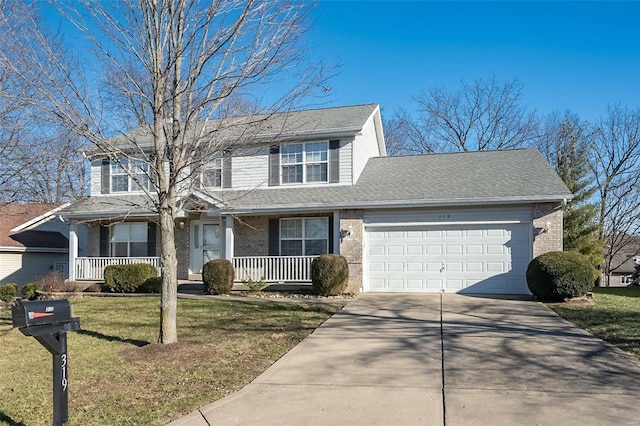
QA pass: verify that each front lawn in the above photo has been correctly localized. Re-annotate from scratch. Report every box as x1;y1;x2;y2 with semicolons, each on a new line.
0;297;340;425
547;287;640;359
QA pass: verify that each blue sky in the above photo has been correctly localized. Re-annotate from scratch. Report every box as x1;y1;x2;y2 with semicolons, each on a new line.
308;1;640;123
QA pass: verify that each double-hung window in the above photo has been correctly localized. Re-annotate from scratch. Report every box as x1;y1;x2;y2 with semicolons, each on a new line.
202;156;222;188
111;157;149;192
281;142;328;184
110;223;148;257
280;218;328;256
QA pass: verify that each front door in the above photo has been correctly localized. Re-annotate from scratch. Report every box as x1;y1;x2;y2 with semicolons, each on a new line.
190;221;221;274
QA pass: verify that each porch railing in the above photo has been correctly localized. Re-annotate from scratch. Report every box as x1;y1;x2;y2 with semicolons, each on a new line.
233;256;316;283
75;257;160;281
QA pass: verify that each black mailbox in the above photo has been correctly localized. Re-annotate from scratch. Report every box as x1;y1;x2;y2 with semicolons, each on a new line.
11;299;80;426
12;300;80;337
12;300;73;328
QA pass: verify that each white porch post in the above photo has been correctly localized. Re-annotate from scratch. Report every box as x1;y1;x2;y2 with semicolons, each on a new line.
224;216;234;260
68;221;78;281
333;210;341;254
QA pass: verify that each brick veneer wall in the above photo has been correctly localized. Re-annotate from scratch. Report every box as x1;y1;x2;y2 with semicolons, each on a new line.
86;223;100;257
532;202;564;257
234;216;269;257
339;209;364;293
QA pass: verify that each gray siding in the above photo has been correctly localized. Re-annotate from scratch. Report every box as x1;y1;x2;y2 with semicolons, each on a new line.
0;252;68;286
352;115;382;183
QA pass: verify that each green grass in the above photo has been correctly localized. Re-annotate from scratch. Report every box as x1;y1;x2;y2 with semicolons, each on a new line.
0;297;340;425
548;287;640;359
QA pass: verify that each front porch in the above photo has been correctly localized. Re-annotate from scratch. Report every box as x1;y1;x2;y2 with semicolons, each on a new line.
73;255;316;283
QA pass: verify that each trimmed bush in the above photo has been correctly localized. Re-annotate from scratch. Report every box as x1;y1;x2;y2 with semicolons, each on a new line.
0;283;18;303
203;259;234;295
104;263;158;293
526;251;596;302
311;254;349;296
21;283;38;300
140;276;162;293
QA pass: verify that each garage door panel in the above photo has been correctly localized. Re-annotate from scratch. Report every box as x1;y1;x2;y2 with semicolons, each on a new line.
365;223;530;294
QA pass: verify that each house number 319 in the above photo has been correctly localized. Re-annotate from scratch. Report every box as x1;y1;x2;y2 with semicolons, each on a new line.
61;354;68;392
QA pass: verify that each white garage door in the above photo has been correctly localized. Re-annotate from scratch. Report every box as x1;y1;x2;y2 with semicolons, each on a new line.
365;224;531;294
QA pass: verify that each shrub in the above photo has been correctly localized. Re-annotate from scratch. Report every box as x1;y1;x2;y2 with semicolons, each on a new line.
203;259;234;295
104;263;158;293
21;283;38;300
526;251;596;302
311;254;349;296
243;277;267;293
140;276;162;293
37;272;76;292
0;283;18;303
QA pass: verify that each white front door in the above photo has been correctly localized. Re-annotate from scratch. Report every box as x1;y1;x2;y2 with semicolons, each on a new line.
190;221;221;274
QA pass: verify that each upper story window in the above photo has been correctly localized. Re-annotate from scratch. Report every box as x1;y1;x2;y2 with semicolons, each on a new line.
202;156;222;188
111;157;149;192
281;142;328;184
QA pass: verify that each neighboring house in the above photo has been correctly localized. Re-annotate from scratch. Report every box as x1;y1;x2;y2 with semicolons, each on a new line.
607;241;640;286
0;203;70;286
59;103;572;294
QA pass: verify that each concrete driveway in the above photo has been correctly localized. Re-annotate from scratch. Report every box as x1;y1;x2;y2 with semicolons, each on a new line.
169;294;640;426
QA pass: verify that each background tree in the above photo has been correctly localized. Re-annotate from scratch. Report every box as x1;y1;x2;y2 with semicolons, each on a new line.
589;105;640;286
0;1;85;203
538;113;603;267
386;77;540;154
1;0;326;343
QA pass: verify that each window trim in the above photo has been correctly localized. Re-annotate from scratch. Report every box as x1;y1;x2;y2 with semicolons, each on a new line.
110;222;148;257
201;155;223;188
279;217;329;256
280;141;329;185
110;157;150;193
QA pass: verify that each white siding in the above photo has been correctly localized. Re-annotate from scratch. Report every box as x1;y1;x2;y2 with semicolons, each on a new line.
90;160;102;195
0;252;68;286
232;148;270;189
339;139;353;185
352;114;382;183
364;206;533;226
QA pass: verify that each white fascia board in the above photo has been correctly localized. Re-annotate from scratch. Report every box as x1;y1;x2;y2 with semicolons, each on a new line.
10;203;71;232
0;246;69;253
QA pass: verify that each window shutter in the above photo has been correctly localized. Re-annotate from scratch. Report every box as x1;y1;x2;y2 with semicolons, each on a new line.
223;152;232;188
147;222;157;256
269;146;280;186
268;218;280;256
101;158;110;194
99;225;109;256
328;215;334;254
329;140;340;183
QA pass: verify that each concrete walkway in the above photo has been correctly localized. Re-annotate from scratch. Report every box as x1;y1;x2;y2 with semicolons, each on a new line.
168;294;640;426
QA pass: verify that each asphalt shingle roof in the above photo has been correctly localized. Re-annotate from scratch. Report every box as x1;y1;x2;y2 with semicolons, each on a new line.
86;104;380;155
0;203;68;249
61;148;572;218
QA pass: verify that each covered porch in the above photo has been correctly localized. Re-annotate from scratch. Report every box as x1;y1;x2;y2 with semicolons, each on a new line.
68;210;345;283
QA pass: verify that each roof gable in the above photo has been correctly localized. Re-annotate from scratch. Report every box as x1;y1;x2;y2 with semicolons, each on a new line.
0;203;68;249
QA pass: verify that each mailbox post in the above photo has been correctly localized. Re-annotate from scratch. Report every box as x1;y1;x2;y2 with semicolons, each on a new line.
12;300;81;426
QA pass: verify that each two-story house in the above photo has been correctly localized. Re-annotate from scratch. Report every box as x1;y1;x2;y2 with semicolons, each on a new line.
60;103;572;294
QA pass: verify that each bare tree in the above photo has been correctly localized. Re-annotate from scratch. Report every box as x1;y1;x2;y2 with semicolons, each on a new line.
388;77;540;154
0;1;86;204
589;105;640;285
1;0;325;343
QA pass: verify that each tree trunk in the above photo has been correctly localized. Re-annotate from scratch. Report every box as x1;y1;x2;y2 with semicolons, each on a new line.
158;200;178;344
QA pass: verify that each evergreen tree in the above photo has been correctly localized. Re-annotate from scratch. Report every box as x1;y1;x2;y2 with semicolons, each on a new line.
550;117;604;267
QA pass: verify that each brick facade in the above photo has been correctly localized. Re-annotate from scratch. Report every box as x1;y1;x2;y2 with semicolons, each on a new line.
175;221;190;280
532;202;564;257
339;209;364;293
234;216;269;257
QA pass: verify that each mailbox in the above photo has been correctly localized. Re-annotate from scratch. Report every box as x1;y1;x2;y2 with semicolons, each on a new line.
11;299;80;426
12;300;80;337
